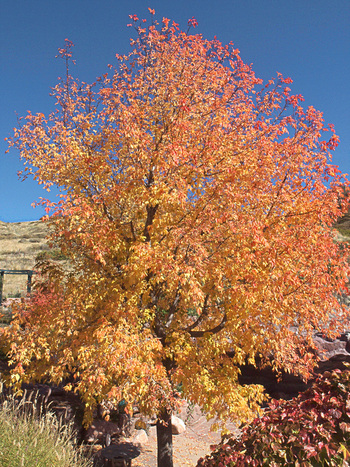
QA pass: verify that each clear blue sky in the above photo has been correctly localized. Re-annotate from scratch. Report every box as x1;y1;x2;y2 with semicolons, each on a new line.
1;0;349;222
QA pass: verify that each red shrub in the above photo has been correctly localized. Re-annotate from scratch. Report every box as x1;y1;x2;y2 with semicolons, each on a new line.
197;368;350;466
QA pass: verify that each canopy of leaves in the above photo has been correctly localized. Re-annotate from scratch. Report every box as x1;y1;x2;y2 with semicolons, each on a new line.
3;13;350;428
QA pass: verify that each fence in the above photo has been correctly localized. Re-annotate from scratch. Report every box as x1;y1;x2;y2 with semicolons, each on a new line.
0;269;35;303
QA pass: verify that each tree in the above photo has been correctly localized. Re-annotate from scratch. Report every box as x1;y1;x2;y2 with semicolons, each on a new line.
3;11;350;467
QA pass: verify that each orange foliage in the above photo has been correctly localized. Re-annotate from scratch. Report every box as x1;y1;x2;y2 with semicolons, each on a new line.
4;14;350;432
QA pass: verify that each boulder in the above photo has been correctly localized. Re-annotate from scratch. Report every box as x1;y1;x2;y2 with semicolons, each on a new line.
172;415;186;435
84;419;120;444
314;332;350;360
238;330;350;400
131;428;148;447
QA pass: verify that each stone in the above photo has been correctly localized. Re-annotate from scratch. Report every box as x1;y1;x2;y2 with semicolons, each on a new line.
131;428;148;447
171;415;186;435
237;329;350;400
313;332;350;361
84;420;121;444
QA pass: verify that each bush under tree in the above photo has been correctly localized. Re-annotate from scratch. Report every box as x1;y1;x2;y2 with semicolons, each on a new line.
197;369;350;466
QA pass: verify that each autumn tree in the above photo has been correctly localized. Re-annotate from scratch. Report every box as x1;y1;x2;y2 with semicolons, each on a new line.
3;11;350;467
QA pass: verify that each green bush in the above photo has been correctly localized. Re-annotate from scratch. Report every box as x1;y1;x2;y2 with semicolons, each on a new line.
7;292;22;299
0;386;93;467
197;369;350;466
337;227;350;239
35;249;67;262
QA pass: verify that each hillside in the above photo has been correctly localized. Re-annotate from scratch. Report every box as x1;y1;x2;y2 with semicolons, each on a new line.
335;210;350;238
0;220;49;297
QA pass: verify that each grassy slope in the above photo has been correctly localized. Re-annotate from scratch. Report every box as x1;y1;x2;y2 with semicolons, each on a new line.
0;220;49;297
335;210;350;238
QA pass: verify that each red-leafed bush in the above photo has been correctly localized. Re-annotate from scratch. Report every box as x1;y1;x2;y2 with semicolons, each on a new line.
197;368;350;466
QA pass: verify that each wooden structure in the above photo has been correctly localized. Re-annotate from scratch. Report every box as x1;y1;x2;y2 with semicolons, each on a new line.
100;443;140;467
0;269;35;303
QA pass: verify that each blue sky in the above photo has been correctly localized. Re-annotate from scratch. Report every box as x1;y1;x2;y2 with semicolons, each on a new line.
1;0;349;222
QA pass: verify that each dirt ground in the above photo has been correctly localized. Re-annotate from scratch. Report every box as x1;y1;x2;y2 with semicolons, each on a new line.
94;404;239;467
134;409;224;467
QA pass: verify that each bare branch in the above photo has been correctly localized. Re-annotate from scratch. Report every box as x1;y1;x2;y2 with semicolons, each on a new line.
143;204;159;241
188;312;227;338
165;285;182;328
184;294;210;332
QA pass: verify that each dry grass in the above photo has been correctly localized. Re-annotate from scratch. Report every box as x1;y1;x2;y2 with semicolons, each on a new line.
0;383;93;467
336;208;350;239
0;220;49;297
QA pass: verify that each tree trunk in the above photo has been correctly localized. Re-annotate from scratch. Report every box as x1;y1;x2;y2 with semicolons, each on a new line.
156;407;173;467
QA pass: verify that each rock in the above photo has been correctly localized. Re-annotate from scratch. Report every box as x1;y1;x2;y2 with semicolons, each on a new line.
238;361;310;400
131;428;148;447
237;330;350;401
172;415;186;435
314;332;350;360
84;420;120;444
313;332;350;373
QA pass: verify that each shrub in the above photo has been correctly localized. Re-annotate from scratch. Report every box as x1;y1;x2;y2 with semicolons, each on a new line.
337;227;350;239
7;292;22;299
35;249;67;262
0;385;93;467
197;369;350;466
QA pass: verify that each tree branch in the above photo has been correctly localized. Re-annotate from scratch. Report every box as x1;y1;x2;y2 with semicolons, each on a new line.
181;294;227;337
188;312;227;338
184;294;210;332
143;204;159;242
165;285;182;328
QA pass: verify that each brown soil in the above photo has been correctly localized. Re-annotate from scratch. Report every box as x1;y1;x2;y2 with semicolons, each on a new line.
93;404;239;467
134;408;232;467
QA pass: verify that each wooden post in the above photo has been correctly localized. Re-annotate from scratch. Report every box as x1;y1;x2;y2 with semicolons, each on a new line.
0;270;4;304
0;269;36;299
27;271;33;295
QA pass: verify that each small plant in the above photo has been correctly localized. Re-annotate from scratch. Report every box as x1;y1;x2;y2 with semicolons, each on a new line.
337;227;350;238
7;291;22;299
0;384;93;467
197;368;350;466
35;249;67;262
